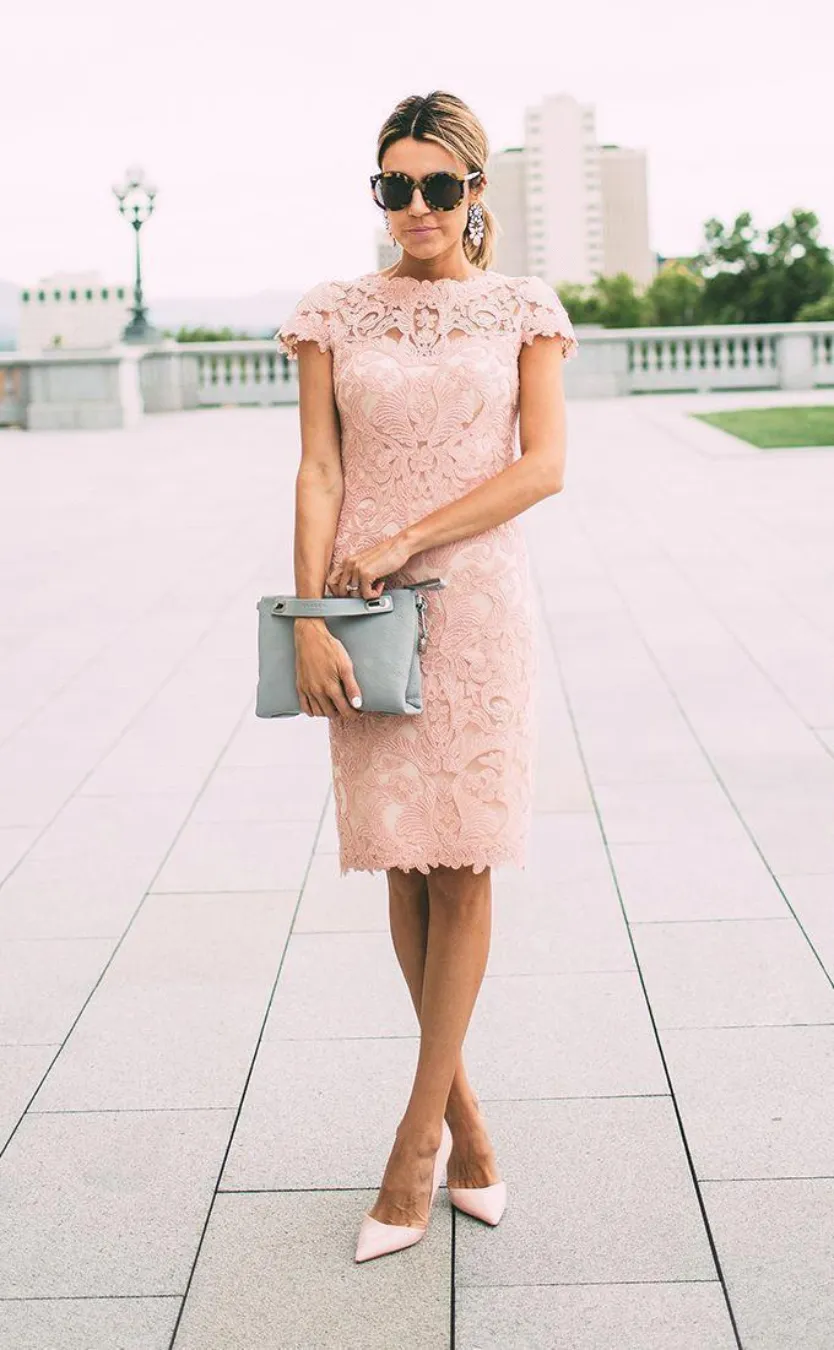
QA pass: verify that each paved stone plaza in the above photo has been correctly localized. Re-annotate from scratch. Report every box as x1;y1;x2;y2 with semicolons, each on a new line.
0;389;832;1349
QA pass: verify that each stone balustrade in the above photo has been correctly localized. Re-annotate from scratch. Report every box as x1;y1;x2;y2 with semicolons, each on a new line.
1;322;833;428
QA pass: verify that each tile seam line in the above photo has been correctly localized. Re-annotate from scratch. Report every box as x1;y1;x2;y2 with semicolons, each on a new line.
531;564;745;1350
0;538;276;895
164;786;331;1350
0;691;276;1164
634;398;834;650
570;425;834;760
0;508;270;759
555;510;834;989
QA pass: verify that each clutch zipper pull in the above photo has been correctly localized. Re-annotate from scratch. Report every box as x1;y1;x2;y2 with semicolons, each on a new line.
415;593;429;654
399;576;447;592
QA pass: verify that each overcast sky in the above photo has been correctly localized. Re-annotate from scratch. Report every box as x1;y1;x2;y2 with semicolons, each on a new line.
3;0;832;298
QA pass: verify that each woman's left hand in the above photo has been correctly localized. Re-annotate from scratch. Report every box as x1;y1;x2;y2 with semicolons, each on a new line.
326;532;414;599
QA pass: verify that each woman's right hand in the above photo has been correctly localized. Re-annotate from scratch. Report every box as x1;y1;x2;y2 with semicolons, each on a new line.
293;620;363;719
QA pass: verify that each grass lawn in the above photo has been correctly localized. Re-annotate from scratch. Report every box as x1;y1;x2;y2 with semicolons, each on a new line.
693;405;834;449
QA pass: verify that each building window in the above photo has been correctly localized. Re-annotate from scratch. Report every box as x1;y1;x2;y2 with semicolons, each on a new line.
101;287;109;299
69;289;77;300
22;290;30;302
85;289;93;300
53;290;61;301
38;290;45;301
116;287;125;299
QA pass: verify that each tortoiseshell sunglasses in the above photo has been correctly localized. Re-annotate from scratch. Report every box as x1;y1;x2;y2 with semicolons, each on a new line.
370;169;483;212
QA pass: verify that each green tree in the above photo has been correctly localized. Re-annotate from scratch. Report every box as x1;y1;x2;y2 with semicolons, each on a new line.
694;209;833;324
553;282;601;325
643;263;703;326
168;325;255;342
591;273;647;327
796;290;834;320
554;274;646;326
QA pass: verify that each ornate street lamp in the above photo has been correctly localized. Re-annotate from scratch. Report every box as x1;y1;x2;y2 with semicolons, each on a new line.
113;165;161;343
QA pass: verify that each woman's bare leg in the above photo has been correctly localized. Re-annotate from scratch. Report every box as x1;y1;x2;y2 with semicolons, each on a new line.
370;864;499;1226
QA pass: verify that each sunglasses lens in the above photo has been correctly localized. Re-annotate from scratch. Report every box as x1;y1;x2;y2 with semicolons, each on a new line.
378;175;413;211
423;173;463;210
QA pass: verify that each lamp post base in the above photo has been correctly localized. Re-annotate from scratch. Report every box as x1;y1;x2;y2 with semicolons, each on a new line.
121;311;162;344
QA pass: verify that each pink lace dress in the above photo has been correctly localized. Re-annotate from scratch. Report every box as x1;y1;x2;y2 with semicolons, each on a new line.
276;269;578;875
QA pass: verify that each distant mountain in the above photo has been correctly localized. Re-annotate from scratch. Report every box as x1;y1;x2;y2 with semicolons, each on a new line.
0;279;309;347
146;287;307;337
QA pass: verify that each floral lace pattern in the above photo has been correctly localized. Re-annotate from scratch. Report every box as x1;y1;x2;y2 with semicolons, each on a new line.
276;270;578;874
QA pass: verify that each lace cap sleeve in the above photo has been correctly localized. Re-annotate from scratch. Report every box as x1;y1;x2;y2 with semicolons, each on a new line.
518;276;579;361
274;280;337;359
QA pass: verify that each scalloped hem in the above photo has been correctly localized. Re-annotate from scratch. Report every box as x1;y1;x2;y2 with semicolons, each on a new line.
520;329;579;361
338;852;528;877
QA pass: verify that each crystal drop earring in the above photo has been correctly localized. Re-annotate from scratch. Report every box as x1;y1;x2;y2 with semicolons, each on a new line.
467;201;485;247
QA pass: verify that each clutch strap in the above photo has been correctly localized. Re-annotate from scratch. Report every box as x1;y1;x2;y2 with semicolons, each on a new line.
267;594;394;617
264;577;446;619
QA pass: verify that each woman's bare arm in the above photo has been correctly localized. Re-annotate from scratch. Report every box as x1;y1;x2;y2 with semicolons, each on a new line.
293;341;344;599
400;336;566;554
291;342;363;717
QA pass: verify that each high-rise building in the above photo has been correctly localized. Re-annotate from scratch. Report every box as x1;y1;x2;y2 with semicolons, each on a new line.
598;146;655;286
524;94;604;287
482;94;653;288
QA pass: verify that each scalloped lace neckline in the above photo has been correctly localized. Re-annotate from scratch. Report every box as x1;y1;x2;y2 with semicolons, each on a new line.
360;269;498;289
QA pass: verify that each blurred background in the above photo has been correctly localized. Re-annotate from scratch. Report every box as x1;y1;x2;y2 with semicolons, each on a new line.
3;0;833;348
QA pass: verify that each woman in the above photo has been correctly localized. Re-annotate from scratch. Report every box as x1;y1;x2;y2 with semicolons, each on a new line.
275;89;578;1264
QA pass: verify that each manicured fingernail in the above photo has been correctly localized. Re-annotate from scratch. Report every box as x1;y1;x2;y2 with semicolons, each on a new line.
351;696;363;708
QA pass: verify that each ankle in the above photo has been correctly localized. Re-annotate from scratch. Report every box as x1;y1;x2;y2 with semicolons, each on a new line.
395;1115;443;1154
444;1094;483;1132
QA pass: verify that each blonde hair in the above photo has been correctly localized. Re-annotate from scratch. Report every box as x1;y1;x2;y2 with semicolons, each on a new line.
376;90;497;270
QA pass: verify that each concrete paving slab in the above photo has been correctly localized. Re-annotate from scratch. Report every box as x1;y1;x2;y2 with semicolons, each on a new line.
172;1190;451;1350
661;1025;834;1178
594;781;749;845
189;762;329;823
0;938;114;1044
609;837;788;922
779;872;834;979
293;852;388;932
701;1178;834;1350
455;1281;736;1350
0;1296;180;1350
0;1044;56;1148
488;873;635;975
262;931;417;1041
151;818;316;893
632;917;834;1027
454;1097;715;1286
0;827;38;881
3;397;834;1344
29;792;194;862
30;892;295;1111
467;970;666;1099
220;1036;420;1191
0;1109;234;1298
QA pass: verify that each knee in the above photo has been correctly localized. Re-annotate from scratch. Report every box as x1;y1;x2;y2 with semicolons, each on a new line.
428;863;491;910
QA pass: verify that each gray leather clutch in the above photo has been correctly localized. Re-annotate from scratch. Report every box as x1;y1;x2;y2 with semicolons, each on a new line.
255;578;447;717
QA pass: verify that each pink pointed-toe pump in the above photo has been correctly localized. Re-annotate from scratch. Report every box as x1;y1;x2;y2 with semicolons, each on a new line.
447;1176;507;1226
446;1119;507;1226
355;1120;454;1264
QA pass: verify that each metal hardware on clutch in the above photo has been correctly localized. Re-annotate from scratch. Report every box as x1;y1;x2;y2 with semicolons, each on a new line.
416;593;429;653
399;576;447;592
